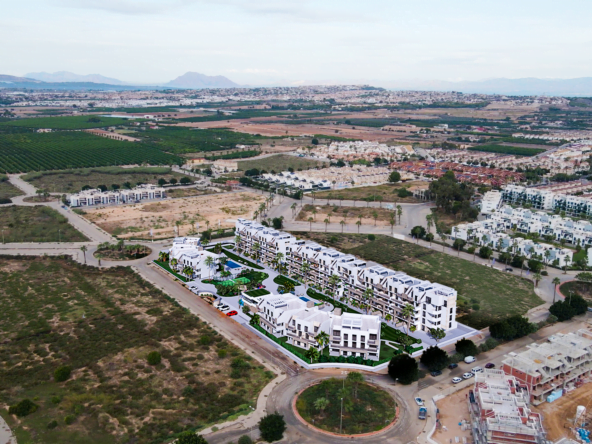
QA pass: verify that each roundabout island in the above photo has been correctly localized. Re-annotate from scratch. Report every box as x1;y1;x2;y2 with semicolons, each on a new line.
294;373;398;437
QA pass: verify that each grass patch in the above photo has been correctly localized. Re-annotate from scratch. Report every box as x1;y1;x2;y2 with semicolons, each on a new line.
244;289;270;297
237;154;326;172
295;379;396;435
0;175;22;201
0;206;89;242
306;288;360;314
380;323;421;345
0;256;272;443
312;182;425;203
293;232;542;329
153;260;188;282
273;275;299;287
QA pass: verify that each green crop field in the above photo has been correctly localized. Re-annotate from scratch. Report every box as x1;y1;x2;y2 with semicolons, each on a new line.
292;233;542;329
137;127;263;154
0;132;182;173
468;144;546;156
0;115;132;130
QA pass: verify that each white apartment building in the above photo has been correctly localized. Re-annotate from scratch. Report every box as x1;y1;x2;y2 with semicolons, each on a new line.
68;184;166;207
469;369;546;444
479;189;503;214
167;236;221;280
500;183;592;217
501;330;592;405
236;219;458;332
253;293;381;360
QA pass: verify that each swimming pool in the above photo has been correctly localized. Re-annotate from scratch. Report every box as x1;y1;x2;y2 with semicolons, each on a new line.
299;297;310;302
226;260;242;269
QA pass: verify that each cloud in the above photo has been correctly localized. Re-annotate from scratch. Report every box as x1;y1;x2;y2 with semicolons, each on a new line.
55;0;196;15
227;68;280;74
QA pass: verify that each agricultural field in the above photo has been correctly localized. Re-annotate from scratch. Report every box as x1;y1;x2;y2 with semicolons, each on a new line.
312;182;426;203
0;257;272;444
83;191;264;239
236;154;327;172
22;167;193;194
297;204;399;227
0;115;132;129
137;127;263;154
468;144;546;156
292;232;542;329
0;132;182;173
0;175;23;202
0;206;89;242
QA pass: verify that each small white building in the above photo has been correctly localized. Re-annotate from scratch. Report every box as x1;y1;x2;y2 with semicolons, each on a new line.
167;236;221;280
68;184;166;207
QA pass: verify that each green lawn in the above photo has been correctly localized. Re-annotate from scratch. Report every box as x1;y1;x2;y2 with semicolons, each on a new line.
0;206;89;242
244;288;270;297
153;260;188;282
273;275;299;287
0;257;273;444
294;233;543;329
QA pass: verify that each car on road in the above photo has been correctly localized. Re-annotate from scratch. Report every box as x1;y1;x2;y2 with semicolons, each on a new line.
418;407;427;420
217;304;230;311
430;370;442;377
448;363;458;370
464;356;476;364
452;377;463;384
226;310;238;317
414;397;424;406
462;373;474;379
471;366;483;374
485;363;495;369
505;267;514;272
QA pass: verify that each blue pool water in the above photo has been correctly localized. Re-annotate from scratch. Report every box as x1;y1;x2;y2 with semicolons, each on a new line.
299;297;310;302
226;260;241;269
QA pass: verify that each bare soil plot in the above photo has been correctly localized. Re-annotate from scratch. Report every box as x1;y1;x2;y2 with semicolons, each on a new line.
313;182;426;203
83;191;265;239
297;204;398;227
433;387;473;444
237;154;327;172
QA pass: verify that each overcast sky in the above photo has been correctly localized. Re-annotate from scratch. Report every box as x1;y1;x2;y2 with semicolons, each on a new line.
3;0;592;86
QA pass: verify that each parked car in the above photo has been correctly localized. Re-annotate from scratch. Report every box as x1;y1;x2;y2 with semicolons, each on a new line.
462;373;474;379
485;363;495;369
505;267;514;272
471;366;483;374
464;356;476;364
217;304;230;311
414;397;424;406
430;370;442;377
226;311;238;317
448;363;459;370
418;407;427;420
452;377;463;384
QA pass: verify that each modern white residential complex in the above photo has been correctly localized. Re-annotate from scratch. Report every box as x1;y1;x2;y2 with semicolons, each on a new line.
68;184;166;207
501;330;592;405
469;369;546;444
167;236;221;280
247;292;382;361
479;189;503;213
236;219;458;333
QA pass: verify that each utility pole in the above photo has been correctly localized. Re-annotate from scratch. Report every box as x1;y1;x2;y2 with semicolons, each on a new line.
340;397;343;434
58;229;61;243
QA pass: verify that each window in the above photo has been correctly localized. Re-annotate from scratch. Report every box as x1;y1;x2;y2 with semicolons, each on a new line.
370;334;377;340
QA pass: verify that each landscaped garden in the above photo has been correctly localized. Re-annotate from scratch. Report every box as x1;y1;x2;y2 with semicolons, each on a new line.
0;256;273;444
295;376;397;435
293;232;543;329
244;288;271;297
219;248;264;270
95;241;151;261
273;275;299;287
0;206;89;243
153;260;189;282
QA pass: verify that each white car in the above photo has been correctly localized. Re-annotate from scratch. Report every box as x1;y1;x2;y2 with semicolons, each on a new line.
464;356;476;364
452;377;463;384
471;366;483;374
414;397;424;406
462;372;474;379
217;304;230;311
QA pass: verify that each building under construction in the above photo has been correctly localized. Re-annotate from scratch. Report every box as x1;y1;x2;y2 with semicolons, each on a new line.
468;369;548;444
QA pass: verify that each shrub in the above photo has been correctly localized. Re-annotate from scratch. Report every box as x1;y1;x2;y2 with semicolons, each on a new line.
47;420;58;429
541;270;548;276
367;234;376;241
484;338;498;350
455;338;478;357
146;351;162;365
54;365;72;382
217;349;228;359
389;171;401;183
489;315;535;341
200;335;213;346
64;415;75;425
238;435;253;444
8;399;38;417
549;300;577;321
259;412;286;442
176;431;208;444
388;354;419;384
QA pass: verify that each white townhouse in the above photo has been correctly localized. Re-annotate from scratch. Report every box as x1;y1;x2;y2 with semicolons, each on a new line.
68;184;166;207
236;219;458;333
253;293;382;361
167;236;221;280
498;184;592;218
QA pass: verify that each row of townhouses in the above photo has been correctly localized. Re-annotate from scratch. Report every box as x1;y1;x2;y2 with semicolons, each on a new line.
469;370;546;444
236;219;458;332
501;330;592;405
167;237;221;280
500;183;592;217
68;184;166;207
242;292;382;361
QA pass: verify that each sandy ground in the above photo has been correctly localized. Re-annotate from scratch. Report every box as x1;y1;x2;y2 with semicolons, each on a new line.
83;191;265;239
533;380;592;442
433;387;474;444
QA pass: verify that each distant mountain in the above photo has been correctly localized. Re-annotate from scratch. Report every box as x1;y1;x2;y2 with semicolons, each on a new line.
26;71;127;85
390;77;592;96
166;72;239;89
0;74;42;83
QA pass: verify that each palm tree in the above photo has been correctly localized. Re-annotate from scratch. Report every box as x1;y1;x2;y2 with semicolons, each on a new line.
340;220;345;233
401;303;415;335
533;272;543;287
301;261;311;289
324;218;329;232
170;258;178;269
253;242;261;261
204;256;215;279
314;397;330;416
396;205;403;225
328;274;340;302
315;331;330;350
308;217;314;231
385;313;392;323
390;216;395;234
564;255;571;274
291;202;297;218
425;214;434;233
80;245;87;264
552;277;561;303
275;252;284;270
356;220;361;233
312;208;317;220
96;253;103;267
305;346;319;364
372;210;378;226
182;265;194;278
362;287;373;314
346;372;364;399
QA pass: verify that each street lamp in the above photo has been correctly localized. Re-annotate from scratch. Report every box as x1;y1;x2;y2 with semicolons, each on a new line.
340;397;343;434
58;229;61;243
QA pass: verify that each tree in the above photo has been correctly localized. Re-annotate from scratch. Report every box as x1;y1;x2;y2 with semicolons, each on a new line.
238;436;253;444
429;327;446;344
259;412;286;442
426;214;434;233
8;399;38;417
340;219;345;232
397;205;403;224
176;431;209;444
489;316;534;341
569;294;588;316
552;277;561;303
54;365;72;382
388;354;419;385
204;256;215;279
147;351;162;365
388;171;401;183
410;225;426;240
453;239;466;254
311;137;319;145
170;178;178;185
305;346;319;363
455;338;478;357
533;272;542;287
549;300;577;321
479;246;493;259
356;220;361;232
80;245;87;264
314;397;330;414
324;218;329;232
308;217;314;231
180;177;191;185
420;346;449;372
158;178;167;186
250;313;260;327
315;331;330;349
401;303;415;334
346;372;364;398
